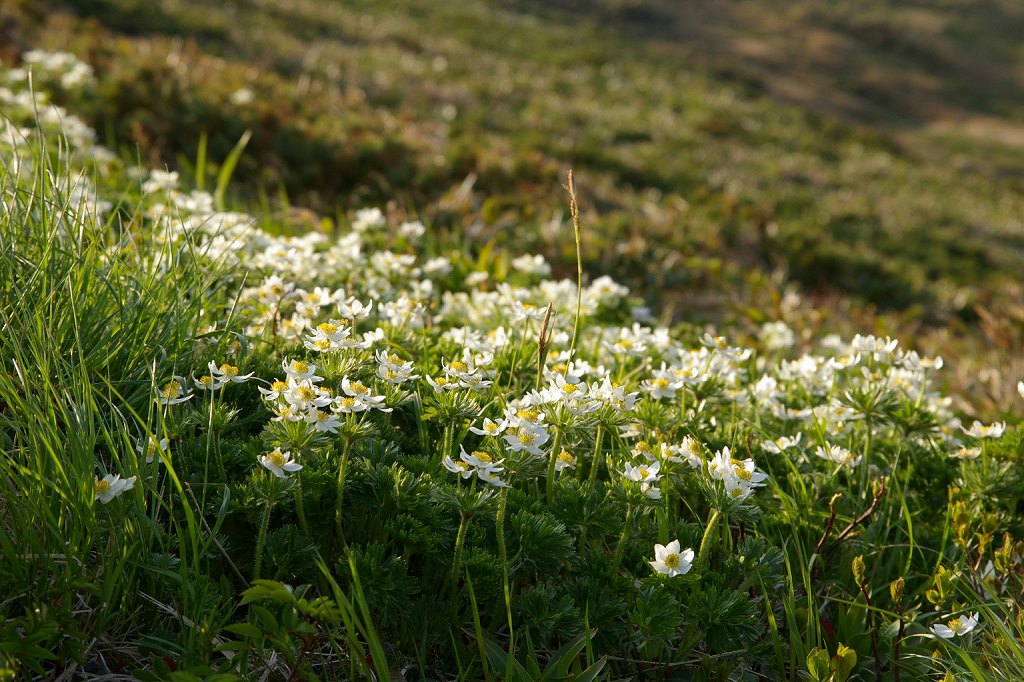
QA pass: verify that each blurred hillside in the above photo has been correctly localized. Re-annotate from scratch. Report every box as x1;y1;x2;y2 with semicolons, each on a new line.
3;0;1024;409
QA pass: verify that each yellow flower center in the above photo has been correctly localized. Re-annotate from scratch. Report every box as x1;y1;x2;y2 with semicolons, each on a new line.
434;376;449;386
296;386;317;401
557;451;575;464
517;430;537;445
292;361;309;374
268;451;286;467
653;379;669;389
639;468;649;478
272;380;288;392
388;354;403;364
635;441;651;453
516;409;539;421
339;397;357;409
385;370;398;380
161;380;182;398
617;340;634;349
198;375;215;386
95;480;111;495
472;451;493;463
947;618;962;631
315;339;331;351
219;364;239;377
735;467;752;481
348;381;369;395
318;323;339;334
449;361;469;373
562;383;579;394
663;553;680;568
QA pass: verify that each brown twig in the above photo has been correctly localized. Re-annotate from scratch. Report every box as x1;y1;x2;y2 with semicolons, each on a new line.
826;478;887;556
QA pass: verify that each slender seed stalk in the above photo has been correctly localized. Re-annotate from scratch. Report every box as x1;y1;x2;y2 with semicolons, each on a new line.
696;507;722;575
611;504;633;574
253;497;273;579
563;170;584;367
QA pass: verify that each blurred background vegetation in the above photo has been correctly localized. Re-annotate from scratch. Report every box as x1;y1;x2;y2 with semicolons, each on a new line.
3;0;1023;414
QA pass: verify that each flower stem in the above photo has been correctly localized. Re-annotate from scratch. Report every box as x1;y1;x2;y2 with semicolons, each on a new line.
587;424;604;485
335;438;353;545
611;504;633;574
545;427;563;505
253;498;273;579
495;488;513;635
695;507;721;576
450;512;472;610
294;474;310;538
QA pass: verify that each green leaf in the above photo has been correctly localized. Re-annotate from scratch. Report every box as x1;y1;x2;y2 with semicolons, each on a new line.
214;129;252;210
541;630;593;680
806;647;830;682
222;623;262;640
831;643;857;682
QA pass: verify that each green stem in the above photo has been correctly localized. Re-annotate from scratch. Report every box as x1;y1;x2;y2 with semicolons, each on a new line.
587;425;604;485
496;488;513;635
695;508;722;576
335;438;352;544
294;475;310;538
611;504;633;574
545;427;564;505
450;512;472;607
253;499;274;579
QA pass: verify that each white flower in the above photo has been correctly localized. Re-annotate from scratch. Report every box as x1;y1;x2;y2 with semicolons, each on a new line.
469;417;507;437
554;450;577;472
95;473;137;504
950;446;981;460
662;437;702;469
1018;381;1024;399
337;296;374;321
649;540;694;577
762;433;802;454
352;207;386;232
304;409;342;433
510;253;551;276
259;447;302;478
399;220;426;240
209;361;254;384
137;436;169;464
477;468;510;488
282;358;322;383
503;424;550;457
304;320;352;352
931;613;979;639
458;445;504;474
961;420;1006;439
851;334;899;362
193;372;225;391
258;379;290;401
815;442;862;468
442;454;475;479
158;376;192;405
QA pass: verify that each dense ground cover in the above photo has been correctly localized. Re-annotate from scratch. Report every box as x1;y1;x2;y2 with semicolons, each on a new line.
2;52;1024;681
